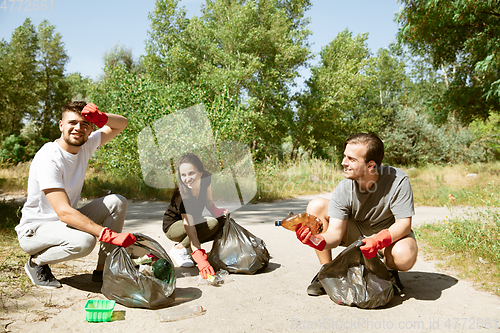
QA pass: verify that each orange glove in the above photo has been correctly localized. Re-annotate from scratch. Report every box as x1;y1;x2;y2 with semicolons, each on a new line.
191;249;215;279
82;103;108;128
98;227;136;247
209;203;228;218
360;229;392;259
295;224;326;251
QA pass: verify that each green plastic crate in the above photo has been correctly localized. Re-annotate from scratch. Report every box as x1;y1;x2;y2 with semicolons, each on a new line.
85;300;116;322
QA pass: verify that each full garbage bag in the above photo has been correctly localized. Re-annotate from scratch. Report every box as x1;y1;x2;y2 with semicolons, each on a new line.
207;214;270;274
318;238;394;309
101;233;176;309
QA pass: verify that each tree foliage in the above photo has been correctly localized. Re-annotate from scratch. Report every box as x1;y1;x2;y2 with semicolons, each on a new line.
36;20;70;139
89;60;252;176
292;30;377;160
145;0;312;157
397;0;500;123
0;19;39;137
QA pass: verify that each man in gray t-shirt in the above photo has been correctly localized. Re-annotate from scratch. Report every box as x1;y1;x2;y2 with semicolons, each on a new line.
296;133;418;296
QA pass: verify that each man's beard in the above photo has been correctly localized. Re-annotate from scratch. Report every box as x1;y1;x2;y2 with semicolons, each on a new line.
63;132;87;147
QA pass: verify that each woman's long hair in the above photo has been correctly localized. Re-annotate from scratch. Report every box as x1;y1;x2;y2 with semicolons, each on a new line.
176;153;210;199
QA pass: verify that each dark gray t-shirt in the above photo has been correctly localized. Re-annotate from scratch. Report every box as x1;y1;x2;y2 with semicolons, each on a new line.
328;166;414;235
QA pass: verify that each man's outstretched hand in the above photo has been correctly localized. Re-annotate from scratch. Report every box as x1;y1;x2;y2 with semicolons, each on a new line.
359;229;392;259
99;227;136;247
82;103;108;128
295;224;326;251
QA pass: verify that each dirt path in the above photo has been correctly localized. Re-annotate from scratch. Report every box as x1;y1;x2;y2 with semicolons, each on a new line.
2;194;500;332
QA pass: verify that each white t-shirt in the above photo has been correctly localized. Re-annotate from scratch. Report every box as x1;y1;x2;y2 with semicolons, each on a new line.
16;131;102;238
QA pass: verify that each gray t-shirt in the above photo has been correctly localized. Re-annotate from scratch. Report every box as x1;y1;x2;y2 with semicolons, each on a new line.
328;165;414;235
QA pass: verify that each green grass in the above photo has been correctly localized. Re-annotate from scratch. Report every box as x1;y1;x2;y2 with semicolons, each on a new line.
0;200;33;311
82;168;174;201
403;161;500;207
254;158;343;201
415;209;500;296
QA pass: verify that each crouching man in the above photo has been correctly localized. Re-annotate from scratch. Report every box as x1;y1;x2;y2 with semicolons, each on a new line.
16;101;136;289
296;133;418;296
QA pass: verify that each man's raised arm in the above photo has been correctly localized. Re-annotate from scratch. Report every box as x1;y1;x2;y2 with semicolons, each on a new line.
81;103;128;146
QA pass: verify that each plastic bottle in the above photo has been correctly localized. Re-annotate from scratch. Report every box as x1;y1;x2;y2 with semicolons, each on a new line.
157;304;205;322
275;212;324;235
199;269;229;286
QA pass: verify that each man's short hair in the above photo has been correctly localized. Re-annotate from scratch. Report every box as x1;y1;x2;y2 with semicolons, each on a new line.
344;133;384;166
62;101;87;117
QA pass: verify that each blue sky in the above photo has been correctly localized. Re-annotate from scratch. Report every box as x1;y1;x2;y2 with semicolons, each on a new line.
0;0;402;89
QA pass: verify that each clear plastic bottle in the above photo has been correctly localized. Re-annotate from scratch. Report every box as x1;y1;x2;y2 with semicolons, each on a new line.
275;212;324;235
198;269;229;286
157;304;205;322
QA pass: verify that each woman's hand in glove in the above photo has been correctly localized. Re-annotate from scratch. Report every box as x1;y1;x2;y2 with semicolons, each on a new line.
191;249;215;279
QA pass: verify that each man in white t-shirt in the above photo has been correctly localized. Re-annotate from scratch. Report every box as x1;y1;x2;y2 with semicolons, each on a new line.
16;101;136;289
295;133;418;296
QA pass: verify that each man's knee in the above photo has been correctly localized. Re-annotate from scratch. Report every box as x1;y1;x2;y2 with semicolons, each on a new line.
70;233;97;258
306;197;329;216
105;194;128;211
385;238;418;271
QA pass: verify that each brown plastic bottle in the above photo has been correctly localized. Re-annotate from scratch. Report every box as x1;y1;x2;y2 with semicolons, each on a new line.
275;212;323;235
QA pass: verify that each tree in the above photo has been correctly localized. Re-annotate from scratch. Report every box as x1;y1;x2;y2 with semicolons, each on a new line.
397;0;500;123
0;18;39;139
292;30;372;160
89;60;250;176
144;0;313;158
103;43;144;75
36;20;70;139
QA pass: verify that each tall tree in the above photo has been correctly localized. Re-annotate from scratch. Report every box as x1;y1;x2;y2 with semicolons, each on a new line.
397;0;500;123
0;18;39;138
145;0;312;157
292;30;371;160
36;20;70;139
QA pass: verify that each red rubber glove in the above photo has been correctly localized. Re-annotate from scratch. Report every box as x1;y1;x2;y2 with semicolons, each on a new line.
295;224;326;251
209;203;229;218
360;229;392;259
81;103;108;128
191;249;215;279
98;227;136;247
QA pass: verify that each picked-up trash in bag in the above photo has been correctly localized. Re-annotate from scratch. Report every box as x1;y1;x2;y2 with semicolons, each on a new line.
101;233;176;309
208;214;270;275
318;237;395;309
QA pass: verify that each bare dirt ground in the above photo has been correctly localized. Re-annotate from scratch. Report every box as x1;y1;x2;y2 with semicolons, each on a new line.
2;193;500;333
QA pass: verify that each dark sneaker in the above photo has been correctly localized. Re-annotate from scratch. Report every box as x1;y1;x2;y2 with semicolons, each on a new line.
389;269;404;295
24;256;61;289
307;272;326;296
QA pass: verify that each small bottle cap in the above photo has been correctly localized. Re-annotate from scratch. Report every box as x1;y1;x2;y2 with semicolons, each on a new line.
274;220;281;226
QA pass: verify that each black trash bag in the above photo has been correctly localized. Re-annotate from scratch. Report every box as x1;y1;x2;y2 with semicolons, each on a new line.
207;214;270;274
318;237;394;309
101;233;176;309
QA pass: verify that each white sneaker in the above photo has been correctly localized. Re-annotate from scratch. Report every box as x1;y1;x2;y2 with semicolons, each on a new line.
169;245;195;268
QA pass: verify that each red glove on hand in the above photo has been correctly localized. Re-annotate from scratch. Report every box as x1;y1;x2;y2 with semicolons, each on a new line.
359;229;392;259
99;227;136;248
191;249;215;279
295;224;326;251
209;203;229;217
81;103;108;128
